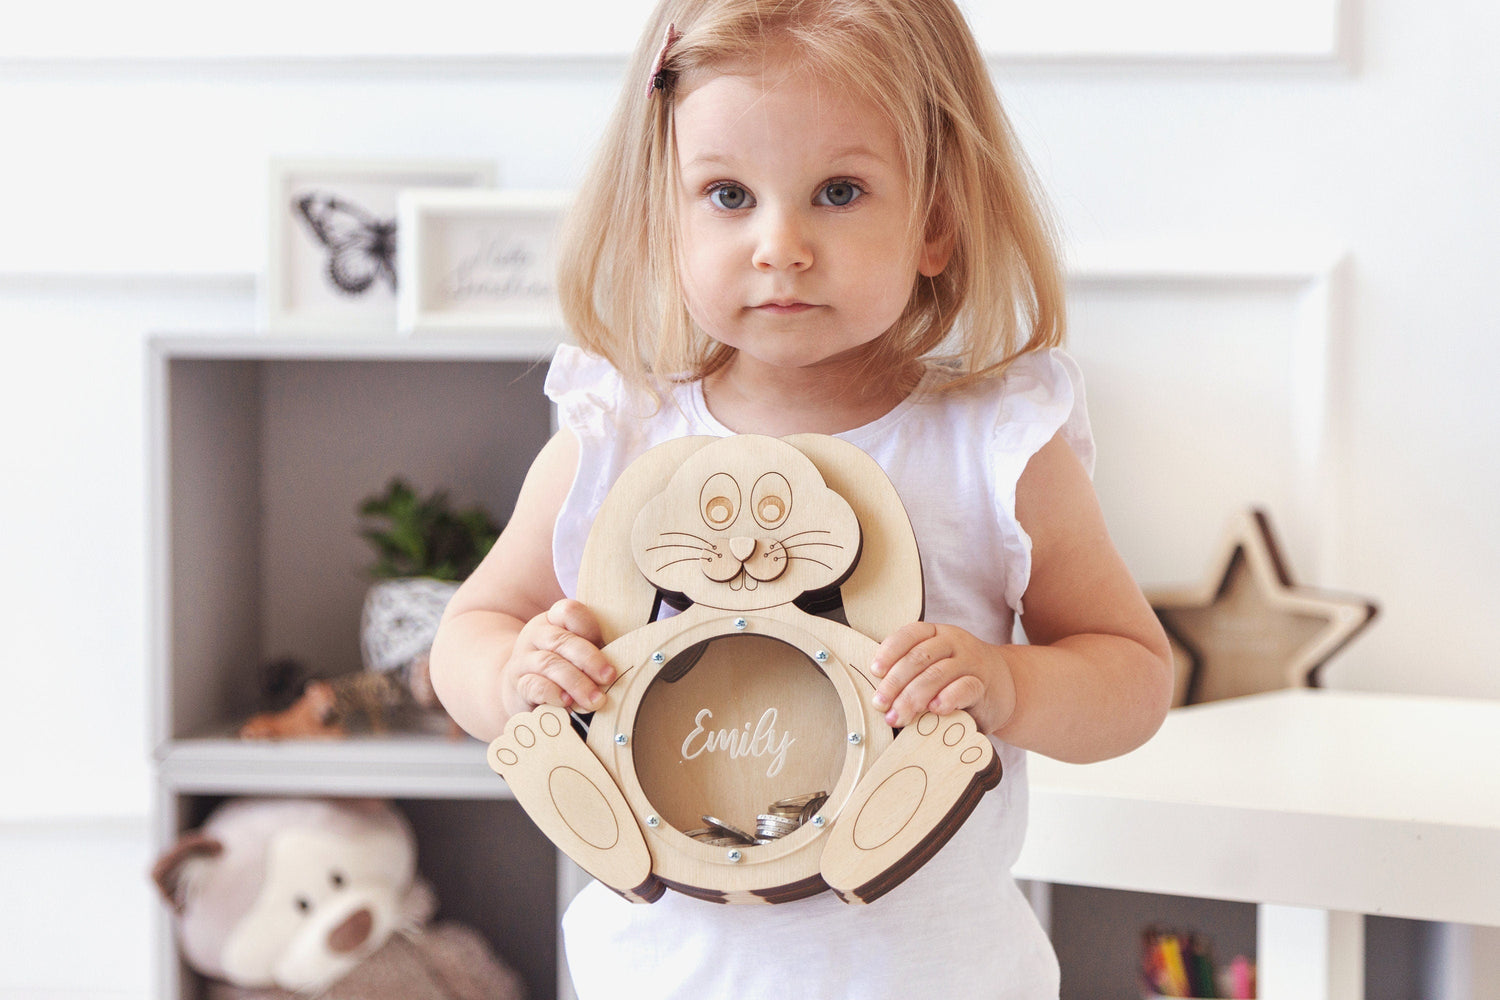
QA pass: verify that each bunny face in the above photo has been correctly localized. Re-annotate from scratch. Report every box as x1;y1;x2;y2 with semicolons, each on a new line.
630;436;861;612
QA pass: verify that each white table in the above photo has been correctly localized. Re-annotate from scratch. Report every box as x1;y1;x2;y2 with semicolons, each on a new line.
1014;689;1500;999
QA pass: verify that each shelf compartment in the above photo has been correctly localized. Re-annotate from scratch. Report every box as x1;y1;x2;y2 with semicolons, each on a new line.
157;792;560;999
148;336;555;746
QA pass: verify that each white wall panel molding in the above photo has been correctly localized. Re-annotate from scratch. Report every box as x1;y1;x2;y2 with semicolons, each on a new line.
0;269;255;294
5;0;1349;65
12;236;1354;589
969;0;1350;65
1065;239;1350;587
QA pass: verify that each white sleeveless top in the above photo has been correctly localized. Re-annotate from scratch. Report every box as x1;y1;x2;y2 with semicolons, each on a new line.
546;345;1092;1000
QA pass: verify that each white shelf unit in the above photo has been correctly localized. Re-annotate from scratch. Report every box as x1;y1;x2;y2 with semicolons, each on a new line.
146;334;570;999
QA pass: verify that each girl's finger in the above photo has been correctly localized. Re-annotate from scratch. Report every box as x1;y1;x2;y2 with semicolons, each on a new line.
873;632;948;707
547;598;605;646
538;625;617;688
531;651;607;711
930;675;985;718
514;670;572;711
870;622;934;678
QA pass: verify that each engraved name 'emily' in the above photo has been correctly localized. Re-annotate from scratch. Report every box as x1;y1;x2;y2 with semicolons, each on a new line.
681;707;795;778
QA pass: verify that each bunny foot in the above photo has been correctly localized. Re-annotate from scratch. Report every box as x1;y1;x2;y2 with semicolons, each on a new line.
820;710;1001;903
490;705;663;903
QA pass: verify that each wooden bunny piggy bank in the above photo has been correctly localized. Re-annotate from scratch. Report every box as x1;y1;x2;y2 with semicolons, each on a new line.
489;434;1001;904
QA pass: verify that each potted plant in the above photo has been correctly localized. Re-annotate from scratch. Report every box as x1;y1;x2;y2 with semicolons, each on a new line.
357;478;502;684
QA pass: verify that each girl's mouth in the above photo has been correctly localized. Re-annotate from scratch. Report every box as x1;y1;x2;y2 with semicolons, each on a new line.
755;301;816;314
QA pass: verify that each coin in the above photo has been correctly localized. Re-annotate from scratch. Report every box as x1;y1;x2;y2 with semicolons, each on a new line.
700;815;756;844
755;814;800;837
798;792;829;825
771;791;827;811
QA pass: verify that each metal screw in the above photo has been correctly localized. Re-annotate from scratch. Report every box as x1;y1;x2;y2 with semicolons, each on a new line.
646;814;660;828
811;815;826;828
847;732;862;745
614;733;628;746
814;650;829;662
651;651;665;663
727;849;743;863
733;617;748;630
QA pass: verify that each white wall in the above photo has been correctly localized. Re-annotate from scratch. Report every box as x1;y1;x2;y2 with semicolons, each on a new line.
1;0;1496;996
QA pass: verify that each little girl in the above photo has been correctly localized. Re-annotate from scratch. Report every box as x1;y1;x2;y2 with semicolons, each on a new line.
431;1;1174;996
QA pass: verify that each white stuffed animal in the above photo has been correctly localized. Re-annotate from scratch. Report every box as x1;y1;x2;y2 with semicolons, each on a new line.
151;797;525;1000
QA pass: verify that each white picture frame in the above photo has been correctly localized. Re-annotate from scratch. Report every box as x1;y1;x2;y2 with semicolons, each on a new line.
265;159;496;334
396;189;571;338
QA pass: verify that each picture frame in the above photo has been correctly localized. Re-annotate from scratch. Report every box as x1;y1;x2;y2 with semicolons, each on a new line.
396;189;571;338
265;159;496;334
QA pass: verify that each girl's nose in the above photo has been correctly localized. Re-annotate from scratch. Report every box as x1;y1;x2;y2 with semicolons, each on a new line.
752;207;812;272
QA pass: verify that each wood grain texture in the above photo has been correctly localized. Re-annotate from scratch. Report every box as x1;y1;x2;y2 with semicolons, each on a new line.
500;434;1003;904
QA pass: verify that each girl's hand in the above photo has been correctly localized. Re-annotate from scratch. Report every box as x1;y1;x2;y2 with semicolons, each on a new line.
869;623;1017;734
499;599;617;719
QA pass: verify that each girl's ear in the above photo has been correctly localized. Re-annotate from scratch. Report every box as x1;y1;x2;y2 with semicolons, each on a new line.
918;209;955;277
918;232;954;277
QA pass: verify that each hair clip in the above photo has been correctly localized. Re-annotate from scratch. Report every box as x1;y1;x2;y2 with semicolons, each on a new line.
646;23;683;98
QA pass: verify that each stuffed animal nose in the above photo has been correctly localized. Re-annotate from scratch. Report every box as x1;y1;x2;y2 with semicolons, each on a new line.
729;537;757;562
327;907;373;954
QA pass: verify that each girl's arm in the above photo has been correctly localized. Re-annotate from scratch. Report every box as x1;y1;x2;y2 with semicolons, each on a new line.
870;432;1175;763
429;429;617;742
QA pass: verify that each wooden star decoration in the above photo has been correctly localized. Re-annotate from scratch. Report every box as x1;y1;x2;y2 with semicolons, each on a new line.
1147;509;1378;706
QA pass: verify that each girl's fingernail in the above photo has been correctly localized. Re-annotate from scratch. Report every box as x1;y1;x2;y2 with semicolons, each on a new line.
885;710;900;726
872;692;889;709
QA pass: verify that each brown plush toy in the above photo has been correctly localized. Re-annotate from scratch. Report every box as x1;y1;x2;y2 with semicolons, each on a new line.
151;797;526;1000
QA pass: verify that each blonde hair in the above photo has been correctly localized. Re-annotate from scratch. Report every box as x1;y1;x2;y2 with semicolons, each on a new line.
557;0;1065;393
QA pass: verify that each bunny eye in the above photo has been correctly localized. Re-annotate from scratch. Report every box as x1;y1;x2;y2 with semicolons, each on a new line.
329;870;346;889
751;473;792;529
295;896;312;914
700;473;740;529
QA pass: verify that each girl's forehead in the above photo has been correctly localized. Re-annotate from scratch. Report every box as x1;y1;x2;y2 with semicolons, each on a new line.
677;53;884;113
673;62;899;154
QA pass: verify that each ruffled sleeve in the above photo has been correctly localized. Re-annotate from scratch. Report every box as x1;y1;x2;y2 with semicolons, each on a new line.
990;348;1095;615
544;345;643;597
545;343;627;439
544;345;690;597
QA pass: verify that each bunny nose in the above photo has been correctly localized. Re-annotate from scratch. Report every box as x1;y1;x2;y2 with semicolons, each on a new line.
729;537;757;562
328;907;373;954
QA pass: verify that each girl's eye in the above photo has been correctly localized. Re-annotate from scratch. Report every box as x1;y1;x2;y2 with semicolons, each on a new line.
708;184;753;211
816;181;863;207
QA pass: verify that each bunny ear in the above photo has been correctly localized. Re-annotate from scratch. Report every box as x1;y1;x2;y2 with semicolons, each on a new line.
783;435;924;641
579;436;720;646
149;832;223;914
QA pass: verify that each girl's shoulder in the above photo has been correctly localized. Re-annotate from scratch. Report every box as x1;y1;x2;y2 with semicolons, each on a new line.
913;348;1094;474
545;344;677;428
544;343;627;409
546;343;707;451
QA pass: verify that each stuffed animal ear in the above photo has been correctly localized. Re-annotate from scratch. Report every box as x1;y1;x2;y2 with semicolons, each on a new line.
578;436;719;646
149;831;223;914
401;875;439;927
783;434;923;641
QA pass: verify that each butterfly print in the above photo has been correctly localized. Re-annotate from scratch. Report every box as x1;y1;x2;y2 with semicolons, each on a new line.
295;192;397;296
